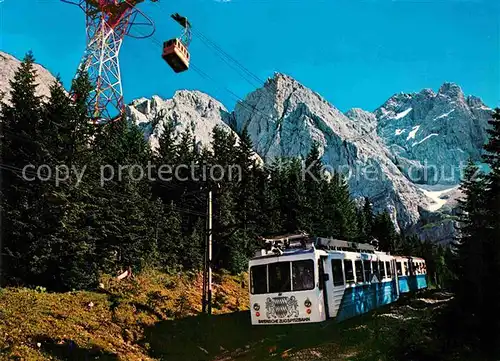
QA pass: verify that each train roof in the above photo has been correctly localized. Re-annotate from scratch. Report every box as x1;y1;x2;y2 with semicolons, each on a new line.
251;247;315;260
251;233;398;262
394;255;426;262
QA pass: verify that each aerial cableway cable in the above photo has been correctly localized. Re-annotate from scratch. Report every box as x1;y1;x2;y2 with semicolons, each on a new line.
138;29;276;126
155;11;379;143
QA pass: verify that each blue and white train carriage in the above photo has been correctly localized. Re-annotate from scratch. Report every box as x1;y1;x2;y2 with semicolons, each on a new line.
249;234;426;325
395;255;428;293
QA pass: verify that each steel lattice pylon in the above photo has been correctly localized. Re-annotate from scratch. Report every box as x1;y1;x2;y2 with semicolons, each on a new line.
63;0;155;122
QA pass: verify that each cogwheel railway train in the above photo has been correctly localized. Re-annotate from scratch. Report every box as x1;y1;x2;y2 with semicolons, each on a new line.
249;233;427;325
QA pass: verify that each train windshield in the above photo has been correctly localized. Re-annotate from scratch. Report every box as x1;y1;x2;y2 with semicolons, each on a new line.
250;260;315;294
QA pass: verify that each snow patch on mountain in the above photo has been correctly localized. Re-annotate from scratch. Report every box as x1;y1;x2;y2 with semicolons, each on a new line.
412;133;438;147
434;109;455;120
418;185;459;212
406;125;420;140
395;108;412;120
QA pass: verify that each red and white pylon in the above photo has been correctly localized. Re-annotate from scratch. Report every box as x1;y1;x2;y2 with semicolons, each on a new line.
62;0;155;122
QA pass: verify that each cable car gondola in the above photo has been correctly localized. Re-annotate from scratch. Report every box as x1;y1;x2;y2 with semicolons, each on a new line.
162;13;191;73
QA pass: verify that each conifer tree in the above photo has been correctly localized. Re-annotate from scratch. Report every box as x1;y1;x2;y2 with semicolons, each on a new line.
0;52;45;286
233;127;261;265
372;211;398;253
455;159;489;349
479;109;500;353
303;142;324;234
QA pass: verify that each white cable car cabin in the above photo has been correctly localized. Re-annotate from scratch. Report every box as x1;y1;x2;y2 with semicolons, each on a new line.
162;38;190;73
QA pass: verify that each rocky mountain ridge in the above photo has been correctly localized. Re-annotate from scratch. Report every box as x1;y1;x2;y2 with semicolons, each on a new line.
375;82;491;185
1;51;493;242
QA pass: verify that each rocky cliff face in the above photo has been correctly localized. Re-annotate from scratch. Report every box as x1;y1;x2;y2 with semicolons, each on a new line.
375;83;492;185
230;73;431;230
126;91;235;151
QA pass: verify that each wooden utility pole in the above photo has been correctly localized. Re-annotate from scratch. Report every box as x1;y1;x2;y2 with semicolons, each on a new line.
202;223;207;313
207;189;213;315
202;188;213;314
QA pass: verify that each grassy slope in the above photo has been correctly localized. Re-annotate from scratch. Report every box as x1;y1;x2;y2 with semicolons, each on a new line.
0;269;249;360
0;272;473;361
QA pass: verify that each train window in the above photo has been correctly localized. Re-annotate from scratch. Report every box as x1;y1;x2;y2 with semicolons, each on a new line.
292;260;314;291
250;265;267;294
268;262;291;293
331;259;344;286
344;260;355;284
385;261;391;278
363;260;371;282
355;260;364;283
373;261;380;280
396;262;402;275
379;261;386;278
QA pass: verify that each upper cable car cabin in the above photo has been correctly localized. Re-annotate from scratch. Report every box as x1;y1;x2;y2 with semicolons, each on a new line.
162;38;190;73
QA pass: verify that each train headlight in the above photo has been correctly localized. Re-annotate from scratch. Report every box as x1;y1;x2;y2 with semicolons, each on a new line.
253;303;260;311
304;298;312;308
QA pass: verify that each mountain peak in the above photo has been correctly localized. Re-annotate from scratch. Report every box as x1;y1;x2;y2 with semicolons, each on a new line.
418;88;435;98
437;82;464;98
265;72;303;90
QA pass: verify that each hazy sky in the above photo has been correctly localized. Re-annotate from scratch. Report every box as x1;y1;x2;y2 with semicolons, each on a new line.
1;0;499;112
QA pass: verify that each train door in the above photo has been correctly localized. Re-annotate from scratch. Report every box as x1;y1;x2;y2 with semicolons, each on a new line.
392;259;400;297
318;255;329;319
323;254;346;318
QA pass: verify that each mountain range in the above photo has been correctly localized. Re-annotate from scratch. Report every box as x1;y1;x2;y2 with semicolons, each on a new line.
1;51;493;243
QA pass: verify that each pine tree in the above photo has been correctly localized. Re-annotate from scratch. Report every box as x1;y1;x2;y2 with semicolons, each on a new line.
89;117;160;276
480;109;500;353
262;160;284;234
0;52;45;286
232;127;260;268
372;211;398;253
209;125;244;273
303;142;324;234
31;72;94;289
363;197;374;238
455;159;488;347
280;158;308;233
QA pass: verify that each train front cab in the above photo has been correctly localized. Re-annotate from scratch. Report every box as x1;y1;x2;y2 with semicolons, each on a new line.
249;248;327;325
323;252;399;322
